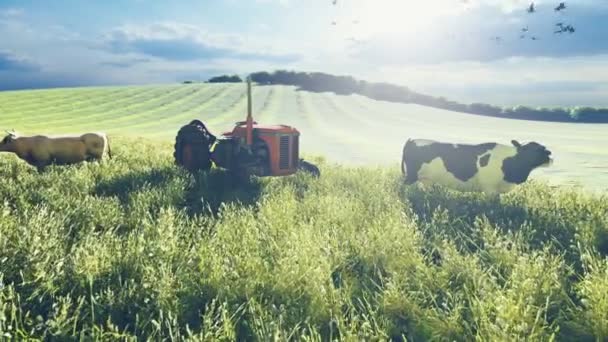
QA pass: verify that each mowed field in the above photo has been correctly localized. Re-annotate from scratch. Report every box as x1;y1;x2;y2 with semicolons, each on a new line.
1;83;607;192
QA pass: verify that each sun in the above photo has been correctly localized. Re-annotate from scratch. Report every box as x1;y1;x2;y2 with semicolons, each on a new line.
334;0;462;39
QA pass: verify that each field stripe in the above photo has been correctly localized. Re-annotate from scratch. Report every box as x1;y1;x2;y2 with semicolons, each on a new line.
295;91;385;163
2;88;134;119
254;86;285;124
43;86;197;130
121;84;242;133
330;94;471;142
119;84;268;138
93;85;222;128
3;87;161;128
0;88;104;116
48;86;173;120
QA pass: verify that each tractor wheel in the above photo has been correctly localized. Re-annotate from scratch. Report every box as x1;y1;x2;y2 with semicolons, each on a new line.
233;168;252;184
174;123;212;172
298;159;320;177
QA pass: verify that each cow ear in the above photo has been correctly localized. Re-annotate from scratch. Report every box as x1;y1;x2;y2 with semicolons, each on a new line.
511;140;521;148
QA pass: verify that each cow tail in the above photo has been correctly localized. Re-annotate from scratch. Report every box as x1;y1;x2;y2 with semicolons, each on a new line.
106;134;112;159
401;139;411;175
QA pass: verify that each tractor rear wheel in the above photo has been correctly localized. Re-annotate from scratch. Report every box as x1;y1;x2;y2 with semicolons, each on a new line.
298;159;320;177
174;123;212;172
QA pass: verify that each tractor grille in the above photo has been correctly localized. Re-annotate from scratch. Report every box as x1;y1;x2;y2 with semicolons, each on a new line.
292;135;299;168
279;135;290;169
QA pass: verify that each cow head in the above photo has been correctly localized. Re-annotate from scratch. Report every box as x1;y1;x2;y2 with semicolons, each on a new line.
0;130;18;150
511;140;553;168
502;140;553;184
1;129;18;144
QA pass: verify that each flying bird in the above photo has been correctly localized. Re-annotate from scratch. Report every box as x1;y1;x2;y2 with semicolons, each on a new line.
332;0;337;5
531;36;540;40
554;23;575;34
555;2;566;11
527;2;535;13
522;26;529;32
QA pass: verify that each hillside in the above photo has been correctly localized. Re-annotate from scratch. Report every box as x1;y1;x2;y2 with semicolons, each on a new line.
0;137;607;340
1;83;607;192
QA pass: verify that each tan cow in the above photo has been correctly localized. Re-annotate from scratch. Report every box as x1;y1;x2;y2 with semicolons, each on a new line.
0;130;112;171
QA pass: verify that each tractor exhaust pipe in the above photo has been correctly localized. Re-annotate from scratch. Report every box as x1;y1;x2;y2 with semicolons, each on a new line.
246;76;253;147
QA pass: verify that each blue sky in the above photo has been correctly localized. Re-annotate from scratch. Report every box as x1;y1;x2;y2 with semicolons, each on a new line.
1;0;608;106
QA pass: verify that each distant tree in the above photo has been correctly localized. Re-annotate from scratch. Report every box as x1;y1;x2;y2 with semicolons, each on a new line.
250;71;273;84
247;69;608;123
570;107;608;122
207;75;243;83
466;103;503;117
250;70;364;95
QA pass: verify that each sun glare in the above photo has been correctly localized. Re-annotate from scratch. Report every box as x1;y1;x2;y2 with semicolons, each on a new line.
335;0;464;38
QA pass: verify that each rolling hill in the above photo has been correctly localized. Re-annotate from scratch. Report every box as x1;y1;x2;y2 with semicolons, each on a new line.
1;83;606;192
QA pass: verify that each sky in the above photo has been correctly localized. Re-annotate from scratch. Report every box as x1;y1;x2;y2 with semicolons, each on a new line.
1;0;608;106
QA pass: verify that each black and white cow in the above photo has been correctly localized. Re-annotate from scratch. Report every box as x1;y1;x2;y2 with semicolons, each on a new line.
401;139;553;194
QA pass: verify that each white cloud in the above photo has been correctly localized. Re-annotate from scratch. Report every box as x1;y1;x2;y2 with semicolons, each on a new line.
101;21;301;60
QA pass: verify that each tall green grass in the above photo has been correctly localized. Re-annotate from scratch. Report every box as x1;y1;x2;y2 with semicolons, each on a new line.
0;137;607;340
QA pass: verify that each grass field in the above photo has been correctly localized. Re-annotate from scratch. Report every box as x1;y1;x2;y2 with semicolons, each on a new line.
1;83;607;192
0;84;607;340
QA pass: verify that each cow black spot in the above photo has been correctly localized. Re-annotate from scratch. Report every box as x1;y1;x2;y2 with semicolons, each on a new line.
479;154;491;167
502;142;552;184
403;140;497;183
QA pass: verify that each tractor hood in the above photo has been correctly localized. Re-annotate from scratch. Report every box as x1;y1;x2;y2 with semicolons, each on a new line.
224;123;300;136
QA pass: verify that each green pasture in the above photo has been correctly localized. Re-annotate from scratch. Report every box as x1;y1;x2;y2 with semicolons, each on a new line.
1;83;606;192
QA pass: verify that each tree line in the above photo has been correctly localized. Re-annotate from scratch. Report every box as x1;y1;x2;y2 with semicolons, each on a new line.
248;70;608;123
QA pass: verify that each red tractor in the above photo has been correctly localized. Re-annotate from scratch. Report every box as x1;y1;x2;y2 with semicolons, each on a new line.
173;78;320;180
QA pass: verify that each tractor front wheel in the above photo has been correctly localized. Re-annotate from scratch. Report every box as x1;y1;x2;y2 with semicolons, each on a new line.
298;159;320;177
174;123;212;172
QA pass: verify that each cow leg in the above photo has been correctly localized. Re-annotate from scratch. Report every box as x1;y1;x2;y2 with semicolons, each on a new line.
35;162;47;173
24;154;47;173
89;154;104;166
404;169;418;184
401;159;419;185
